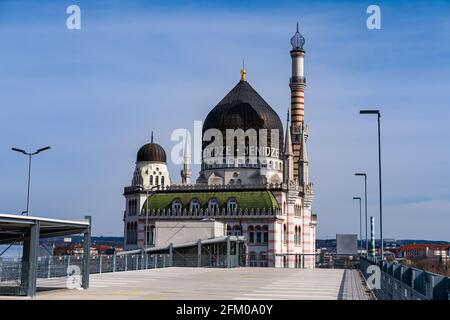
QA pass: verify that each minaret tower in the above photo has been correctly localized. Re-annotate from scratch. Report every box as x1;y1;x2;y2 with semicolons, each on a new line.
289;22;306;180
299;125;309;186
284;110;294;184
181;136;192;185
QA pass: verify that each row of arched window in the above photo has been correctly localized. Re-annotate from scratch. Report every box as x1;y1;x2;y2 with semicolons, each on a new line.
149;175;165;187
226;224;269;244
171;198;237;212
128;199;138;216
126;222;137;244
248;225;269;244
249;251;268;267
281;224;302;246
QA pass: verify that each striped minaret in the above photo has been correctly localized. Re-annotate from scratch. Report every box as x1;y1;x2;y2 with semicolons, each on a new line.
289;23;306;180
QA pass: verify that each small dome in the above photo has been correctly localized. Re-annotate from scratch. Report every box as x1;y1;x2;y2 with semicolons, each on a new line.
137;142;167;163
290;22;305;51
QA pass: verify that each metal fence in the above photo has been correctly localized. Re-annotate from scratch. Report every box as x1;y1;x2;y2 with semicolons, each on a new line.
245;253;360;269
360;257;450;300
0;253;170;295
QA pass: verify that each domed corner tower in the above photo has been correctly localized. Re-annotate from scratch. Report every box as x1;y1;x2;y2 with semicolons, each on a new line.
133;132;171;189
123;132;171;250
198;68;284;186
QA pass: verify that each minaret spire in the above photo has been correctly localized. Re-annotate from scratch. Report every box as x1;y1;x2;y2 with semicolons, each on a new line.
299;125;309;186
181;133;192;185
151;131;154;143
289;22;307;181
284;109;294;184
240;59;247;82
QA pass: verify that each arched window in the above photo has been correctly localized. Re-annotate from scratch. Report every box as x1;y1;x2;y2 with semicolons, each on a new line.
132;222;137;244
155;176;159;185
259;252;267;267
297;226;301;245
249;251;257;267
227;198;238;212
233;225;242;236
263;225;269;244
256;225;262;243
190;199;201;212
150;175;153;185
172;199;183;212
283;224;287;244
248;225;255;244
208;198;219;212
294;226;298;245
226;224;232;236
161;176;165;187
129;199;137;216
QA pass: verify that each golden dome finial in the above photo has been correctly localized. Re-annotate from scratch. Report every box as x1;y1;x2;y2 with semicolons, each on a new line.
240;58;247;81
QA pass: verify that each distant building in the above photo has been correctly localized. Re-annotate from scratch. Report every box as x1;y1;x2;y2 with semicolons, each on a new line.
400;244;450;262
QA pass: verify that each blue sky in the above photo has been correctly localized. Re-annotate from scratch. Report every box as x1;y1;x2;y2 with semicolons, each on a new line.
0;0;449;240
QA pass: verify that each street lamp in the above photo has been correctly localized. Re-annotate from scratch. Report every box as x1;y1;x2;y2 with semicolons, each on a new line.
352;197;362;253
355;172;368;255
145;185;158;251
359;109;383;261
11;146;51;216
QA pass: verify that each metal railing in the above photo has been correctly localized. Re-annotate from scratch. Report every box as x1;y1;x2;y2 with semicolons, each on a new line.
360;257;450;300
245;253;360;269
0;253;171;295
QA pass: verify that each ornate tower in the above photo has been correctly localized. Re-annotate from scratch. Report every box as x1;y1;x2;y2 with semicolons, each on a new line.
299;125;309;186
289;23;306;181
181;136;192;185
283;110;294;184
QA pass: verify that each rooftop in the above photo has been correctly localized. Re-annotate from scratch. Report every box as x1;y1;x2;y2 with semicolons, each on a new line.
0;213;90;245
13;267;373;300
142;190;279;212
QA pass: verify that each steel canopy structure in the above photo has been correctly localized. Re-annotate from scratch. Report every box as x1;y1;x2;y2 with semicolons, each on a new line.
0;213;91;297
117;235;247;268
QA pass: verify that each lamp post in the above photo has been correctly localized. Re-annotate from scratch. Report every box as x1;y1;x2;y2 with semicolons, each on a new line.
145;185;158;251
359;109;383;261
352;197;362;253
355;172;368;255
11;146;51;216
